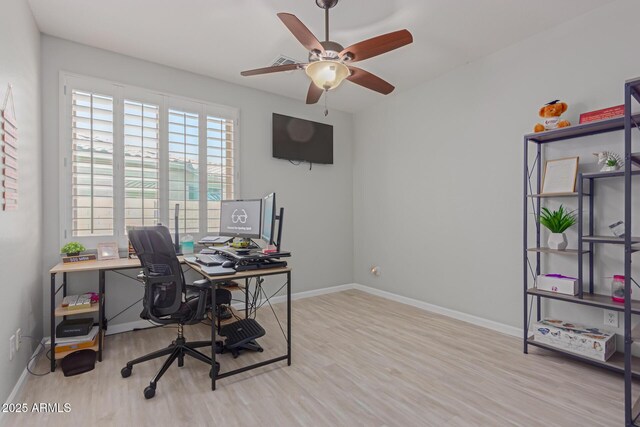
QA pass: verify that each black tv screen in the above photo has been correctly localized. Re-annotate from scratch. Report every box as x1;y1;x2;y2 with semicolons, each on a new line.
272;113;333;164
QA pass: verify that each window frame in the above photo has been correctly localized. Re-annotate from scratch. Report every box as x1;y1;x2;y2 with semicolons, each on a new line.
59;72;240;249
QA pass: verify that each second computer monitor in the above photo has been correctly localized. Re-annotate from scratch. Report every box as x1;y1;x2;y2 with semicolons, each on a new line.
261;192;276;245
219;199;262;239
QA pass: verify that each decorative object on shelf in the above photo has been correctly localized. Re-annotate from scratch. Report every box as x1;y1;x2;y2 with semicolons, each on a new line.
128;240;137;259
579;105;624;124
541;157;579;194
609;220;625;238
611;275;627;303
536;274;578;295
61;242;86;257
539;205;577;251
533;319;615;362
593;151;624;172
534;100;571;133
1;84;18;211
97;242;119;261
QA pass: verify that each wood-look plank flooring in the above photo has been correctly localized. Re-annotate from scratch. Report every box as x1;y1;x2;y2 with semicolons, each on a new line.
5;290;637;426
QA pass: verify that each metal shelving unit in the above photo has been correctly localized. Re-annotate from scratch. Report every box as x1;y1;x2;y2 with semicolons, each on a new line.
523;77;640;426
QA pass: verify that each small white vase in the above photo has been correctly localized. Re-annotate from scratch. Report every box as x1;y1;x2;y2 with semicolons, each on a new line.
548;233;568;251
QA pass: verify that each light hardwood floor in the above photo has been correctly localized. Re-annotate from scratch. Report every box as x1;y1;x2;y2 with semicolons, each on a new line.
4;290;636;426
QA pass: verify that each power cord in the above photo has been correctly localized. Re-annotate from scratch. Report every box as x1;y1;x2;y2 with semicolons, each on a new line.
21;336;50;377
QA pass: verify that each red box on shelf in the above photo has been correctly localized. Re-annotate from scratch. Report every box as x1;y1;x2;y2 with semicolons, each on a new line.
579;105;625;124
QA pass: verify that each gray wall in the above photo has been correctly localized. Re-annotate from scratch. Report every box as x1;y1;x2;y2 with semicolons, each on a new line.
353;0;640;336
0;0;42;405
41;36;354;333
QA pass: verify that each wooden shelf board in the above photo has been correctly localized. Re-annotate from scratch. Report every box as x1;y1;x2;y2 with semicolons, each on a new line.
527;247;588;255
582;169;640;179
525;113;640;143
527;288;640;314
54;331;103;360
583;235;640;244
527;192;580;198
54;304;99;317
527;337;640;378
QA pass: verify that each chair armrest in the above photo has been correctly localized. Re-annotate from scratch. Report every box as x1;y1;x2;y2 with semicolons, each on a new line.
192;278;211;288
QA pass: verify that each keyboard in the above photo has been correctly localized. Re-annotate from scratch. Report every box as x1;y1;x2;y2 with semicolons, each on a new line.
196;254;231;266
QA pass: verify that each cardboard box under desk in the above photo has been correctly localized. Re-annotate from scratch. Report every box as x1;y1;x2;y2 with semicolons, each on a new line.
534;319;615;362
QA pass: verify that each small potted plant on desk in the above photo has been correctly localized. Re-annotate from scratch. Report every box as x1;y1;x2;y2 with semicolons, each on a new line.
61;242;86;257
539;205;577;251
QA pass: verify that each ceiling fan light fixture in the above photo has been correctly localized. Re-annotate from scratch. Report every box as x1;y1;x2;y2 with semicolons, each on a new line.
305;60;350;91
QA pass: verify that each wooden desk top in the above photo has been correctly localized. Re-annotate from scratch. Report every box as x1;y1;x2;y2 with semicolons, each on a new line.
50;256;290;280
49;256;185;274
184;259;291;281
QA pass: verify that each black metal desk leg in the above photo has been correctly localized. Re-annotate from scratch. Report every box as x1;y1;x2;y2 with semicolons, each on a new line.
50;273;56;372
287;271;291;366
211;282;217;391
98;270;105;362
245;278;249;318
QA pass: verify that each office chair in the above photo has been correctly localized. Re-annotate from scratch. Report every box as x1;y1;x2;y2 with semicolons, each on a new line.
121;226;216;399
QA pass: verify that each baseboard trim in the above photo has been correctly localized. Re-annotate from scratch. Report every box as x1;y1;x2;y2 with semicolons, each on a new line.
352;284;520;338
1;338;46;426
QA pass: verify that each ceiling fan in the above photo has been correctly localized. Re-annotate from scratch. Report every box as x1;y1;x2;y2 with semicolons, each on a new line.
240;0;413;105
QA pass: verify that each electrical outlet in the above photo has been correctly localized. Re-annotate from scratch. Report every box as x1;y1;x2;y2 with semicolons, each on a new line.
604;310;619;327
15;328;21;352
9;335;15;361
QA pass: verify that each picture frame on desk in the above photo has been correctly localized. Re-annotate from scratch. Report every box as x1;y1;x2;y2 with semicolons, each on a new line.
97;242;119;261
541;157;579;195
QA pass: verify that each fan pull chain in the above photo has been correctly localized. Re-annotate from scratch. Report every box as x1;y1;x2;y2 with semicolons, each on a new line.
324;89;329;116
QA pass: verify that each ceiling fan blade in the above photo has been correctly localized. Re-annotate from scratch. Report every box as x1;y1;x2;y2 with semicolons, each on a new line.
347;66;395;95
240;63;302;76
277;13;325;53
340;29;413;62
306;82;324;104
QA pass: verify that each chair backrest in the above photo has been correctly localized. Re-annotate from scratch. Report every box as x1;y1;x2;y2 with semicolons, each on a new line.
128;226;185;319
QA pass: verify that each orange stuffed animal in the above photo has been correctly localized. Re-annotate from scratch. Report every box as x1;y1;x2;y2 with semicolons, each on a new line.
534;100;570;132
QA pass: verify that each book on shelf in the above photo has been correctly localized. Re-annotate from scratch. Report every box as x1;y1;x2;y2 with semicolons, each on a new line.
579;105;624;124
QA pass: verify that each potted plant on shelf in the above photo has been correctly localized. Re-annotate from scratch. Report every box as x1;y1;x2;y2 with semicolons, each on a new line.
61;242;86;257
539;205;577;251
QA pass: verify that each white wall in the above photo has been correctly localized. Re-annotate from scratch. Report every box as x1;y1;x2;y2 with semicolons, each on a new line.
353;0;640;336
41;36;354;332
0;0;42;405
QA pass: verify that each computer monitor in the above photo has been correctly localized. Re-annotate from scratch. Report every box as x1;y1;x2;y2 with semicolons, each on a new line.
219;199;262;239
261;193;276;245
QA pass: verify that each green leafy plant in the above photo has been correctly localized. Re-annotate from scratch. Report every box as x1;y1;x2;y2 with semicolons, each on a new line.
61;242;86;255
607;158;618;167
539;205;577;233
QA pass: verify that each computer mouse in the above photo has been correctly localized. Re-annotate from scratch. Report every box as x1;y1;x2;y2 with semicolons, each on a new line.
222;260;235;269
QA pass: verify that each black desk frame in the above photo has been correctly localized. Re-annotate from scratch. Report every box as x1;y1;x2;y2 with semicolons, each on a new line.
209;268;291;390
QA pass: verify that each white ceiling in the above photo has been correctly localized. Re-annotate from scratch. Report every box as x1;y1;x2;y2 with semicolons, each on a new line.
28;0;613;113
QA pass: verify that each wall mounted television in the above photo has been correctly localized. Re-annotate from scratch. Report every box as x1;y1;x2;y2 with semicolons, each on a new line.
272;113;333;165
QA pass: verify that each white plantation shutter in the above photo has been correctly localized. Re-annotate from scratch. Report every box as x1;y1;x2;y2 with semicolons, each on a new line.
123;100;160;230
206;116;235;232
168;109;200;234
62;74;238;246
71;90;114;237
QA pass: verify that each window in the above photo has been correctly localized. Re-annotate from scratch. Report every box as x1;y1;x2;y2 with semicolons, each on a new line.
206;115;235;232
123;100;160;230
71;90;114;237
61;74;239;247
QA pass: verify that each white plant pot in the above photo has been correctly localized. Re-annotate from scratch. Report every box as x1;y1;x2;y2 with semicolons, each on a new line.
548;232;568;251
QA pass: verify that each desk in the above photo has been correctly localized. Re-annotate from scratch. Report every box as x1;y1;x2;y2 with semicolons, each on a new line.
185;261;292;390
48;257;292;388
48;257;185;372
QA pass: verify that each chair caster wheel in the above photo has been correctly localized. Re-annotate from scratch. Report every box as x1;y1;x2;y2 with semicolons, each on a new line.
144;386;156;399
209;363;220;378
121;366;132;378
257;348;264;353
